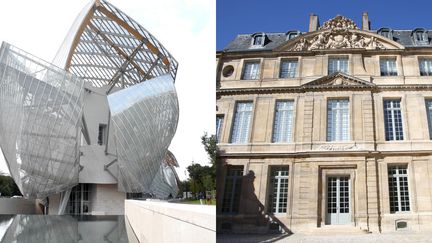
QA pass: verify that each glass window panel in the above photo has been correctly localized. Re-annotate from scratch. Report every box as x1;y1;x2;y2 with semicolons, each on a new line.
221;166;243;214
383;100;404;141
419;59;432;76
272;101;294;143
241;61;260;80
268;166;289;213
279;60;298;78
98;124;107;145
380;58;398;76
230;102;253;144
327;99;350;141
388;165;410;213
427;100;432;139
216;115;224;143
328;57;348;74
253;35;264;46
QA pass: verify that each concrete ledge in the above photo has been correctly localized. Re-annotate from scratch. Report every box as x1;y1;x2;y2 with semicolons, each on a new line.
125;200;215;243
0;198;37;214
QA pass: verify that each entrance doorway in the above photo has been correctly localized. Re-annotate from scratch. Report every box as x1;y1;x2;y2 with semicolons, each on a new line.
325;176;351;225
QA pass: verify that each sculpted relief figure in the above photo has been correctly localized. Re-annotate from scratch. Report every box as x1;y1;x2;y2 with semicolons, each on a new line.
290;30;386;51
289;15;387;51
319;15;358;31
309;32;327;49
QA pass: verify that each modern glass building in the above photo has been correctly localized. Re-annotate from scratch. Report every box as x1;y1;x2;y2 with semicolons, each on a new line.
0;0;180;215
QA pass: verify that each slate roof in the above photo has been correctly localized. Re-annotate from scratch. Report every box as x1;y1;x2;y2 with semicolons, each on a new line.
221;29;432;52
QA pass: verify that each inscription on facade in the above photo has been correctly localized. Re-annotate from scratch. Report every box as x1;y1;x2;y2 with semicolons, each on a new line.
317;144;363;151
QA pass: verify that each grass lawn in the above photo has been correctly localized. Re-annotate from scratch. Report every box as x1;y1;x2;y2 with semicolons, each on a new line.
177;198;216;205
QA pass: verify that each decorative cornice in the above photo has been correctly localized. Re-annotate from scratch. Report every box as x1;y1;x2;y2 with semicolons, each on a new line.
217;83;432;96
217;150;432;158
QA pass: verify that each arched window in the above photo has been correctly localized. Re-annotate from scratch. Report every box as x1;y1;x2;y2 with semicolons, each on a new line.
286;30;300;40
377;28;393;40
412;28;429;45
251;33;266;47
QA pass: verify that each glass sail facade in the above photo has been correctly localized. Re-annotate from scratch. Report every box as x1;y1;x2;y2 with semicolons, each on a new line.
107;74;179;194
0;43;84;199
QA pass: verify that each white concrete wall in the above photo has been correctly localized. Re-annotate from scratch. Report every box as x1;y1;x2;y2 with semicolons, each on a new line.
0;198;37;214
91;184;125;215
125;200;215;243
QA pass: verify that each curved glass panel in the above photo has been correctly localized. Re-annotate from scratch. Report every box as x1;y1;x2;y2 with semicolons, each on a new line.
0;43;84;199
107;74;178;194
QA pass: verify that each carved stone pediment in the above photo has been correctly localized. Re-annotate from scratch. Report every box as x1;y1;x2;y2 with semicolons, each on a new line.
276;15;404;52
303;72;375;88
319;15;358;31
290;29;386;51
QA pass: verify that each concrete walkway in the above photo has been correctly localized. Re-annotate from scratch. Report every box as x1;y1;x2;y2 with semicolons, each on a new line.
217;232;432;243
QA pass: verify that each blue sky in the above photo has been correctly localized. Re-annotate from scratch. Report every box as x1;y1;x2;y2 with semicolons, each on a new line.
217;0;432;50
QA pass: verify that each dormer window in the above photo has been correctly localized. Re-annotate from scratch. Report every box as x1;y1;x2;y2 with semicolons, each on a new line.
286;30;300;40
377;28;393;40
412;28;429;45
251;33;266;47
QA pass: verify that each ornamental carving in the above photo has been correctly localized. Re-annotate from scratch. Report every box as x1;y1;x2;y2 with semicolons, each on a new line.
290;30;385;51
319;15;358;31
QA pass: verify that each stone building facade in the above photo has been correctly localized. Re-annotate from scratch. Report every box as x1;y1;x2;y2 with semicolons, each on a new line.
216;13;432;233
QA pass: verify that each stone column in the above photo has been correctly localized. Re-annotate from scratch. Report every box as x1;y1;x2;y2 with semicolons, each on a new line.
366;157;381;232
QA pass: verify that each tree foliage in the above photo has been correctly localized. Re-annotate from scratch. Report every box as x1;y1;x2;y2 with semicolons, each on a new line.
201;133;217;167
0;173;21;197
179;133;217;196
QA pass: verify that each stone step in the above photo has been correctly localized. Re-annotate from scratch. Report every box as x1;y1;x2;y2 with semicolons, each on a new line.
299;225;370;235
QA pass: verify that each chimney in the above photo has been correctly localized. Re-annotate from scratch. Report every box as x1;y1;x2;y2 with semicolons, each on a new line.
362;12;370;30
309;14;319;32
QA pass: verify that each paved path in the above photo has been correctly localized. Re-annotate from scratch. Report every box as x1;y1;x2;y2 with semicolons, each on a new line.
217;232;432;243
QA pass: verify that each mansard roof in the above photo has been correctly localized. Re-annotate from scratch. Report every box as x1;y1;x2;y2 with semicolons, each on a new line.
220;15;432;52
222;30;432;52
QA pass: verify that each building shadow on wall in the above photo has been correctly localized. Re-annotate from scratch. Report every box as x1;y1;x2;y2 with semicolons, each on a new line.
217;168;292;242
242;170;292;234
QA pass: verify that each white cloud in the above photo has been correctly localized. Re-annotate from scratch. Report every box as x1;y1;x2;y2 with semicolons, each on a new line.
0;0;215;180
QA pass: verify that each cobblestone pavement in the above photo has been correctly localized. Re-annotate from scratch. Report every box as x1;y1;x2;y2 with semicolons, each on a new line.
217;232;432;243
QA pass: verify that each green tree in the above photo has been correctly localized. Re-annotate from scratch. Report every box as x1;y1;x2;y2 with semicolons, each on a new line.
201;133;217;167
0;173;21;197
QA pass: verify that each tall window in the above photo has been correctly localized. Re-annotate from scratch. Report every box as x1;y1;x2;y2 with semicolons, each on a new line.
279;60;298;78
230;102;253;143
383;100;404;141
241;61;260;80
98;124;107;145
66;184;90;215
419;58;432;76
328;57;348;74
380;58;398;76
388;165;410;213
221;166;243;214
272;101;294;143
268;166;289;213
216;115;224;142
327;99;350;141
425;100;432;139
